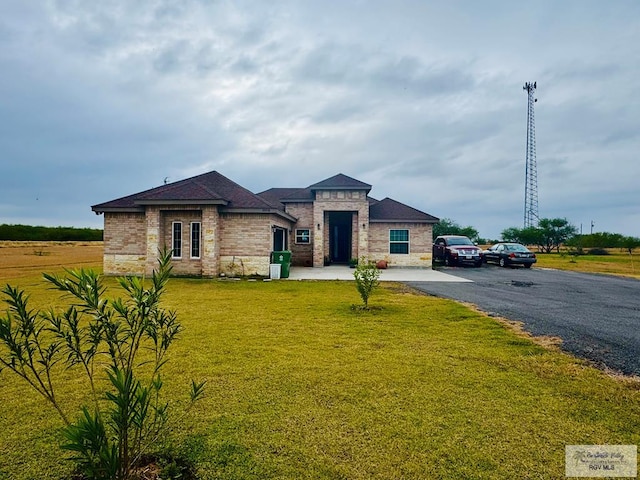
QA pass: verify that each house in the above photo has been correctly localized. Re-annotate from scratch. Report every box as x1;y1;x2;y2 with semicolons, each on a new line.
91;171;439;277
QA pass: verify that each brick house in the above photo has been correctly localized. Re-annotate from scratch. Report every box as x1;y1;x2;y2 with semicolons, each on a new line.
92;171;439;277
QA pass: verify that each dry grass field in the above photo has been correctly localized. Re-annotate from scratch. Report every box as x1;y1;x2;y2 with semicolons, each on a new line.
0;241;103;281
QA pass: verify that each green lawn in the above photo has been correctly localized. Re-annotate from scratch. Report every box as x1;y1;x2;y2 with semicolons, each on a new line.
1;276;639;479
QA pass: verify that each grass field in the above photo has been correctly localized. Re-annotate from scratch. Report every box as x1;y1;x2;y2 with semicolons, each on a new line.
0;244;639;479
533;250;640;279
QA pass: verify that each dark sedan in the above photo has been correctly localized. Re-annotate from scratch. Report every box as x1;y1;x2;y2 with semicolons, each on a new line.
483;243;537;268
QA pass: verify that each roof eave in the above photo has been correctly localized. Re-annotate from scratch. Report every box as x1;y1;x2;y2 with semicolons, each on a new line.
92;207;145;214
369;218;439;224
134;199;229;206
221;207;297;222
311;186;371;192
281;198;314;203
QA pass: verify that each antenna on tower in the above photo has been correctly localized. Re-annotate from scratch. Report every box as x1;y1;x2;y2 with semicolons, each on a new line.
523;81;539;228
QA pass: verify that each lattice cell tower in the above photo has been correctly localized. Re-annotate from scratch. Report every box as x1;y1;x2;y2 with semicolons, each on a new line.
523;81;539;228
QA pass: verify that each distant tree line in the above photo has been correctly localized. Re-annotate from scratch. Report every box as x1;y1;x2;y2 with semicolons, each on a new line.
501;218;577;253
565;232;640;252
434;217;640;254
0;224;103;241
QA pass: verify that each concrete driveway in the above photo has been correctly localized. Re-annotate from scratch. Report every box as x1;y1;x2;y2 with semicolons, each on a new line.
287;265;469;282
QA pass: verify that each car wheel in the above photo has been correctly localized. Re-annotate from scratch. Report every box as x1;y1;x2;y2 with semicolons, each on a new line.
474;260;483;268
524;264;532;269
444;255;453;266
499;257;508;268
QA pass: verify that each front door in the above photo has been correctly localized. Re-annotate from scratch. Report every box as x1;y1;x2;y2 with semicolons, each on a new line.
328;212;352;263
273;227;287;251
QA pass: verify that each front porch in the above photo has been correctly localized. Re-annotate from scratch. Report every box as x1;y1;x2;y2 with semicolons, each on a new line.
286;265;470;282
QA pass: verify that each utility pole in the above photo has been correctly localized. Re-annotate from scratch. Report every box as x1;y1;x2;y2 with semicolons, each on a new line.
523;81;539;228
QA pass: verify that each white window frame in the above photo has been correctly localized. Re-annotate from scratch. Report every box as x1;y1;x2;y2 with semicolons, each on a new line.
190;222;201;259
172;222;182;259
295;228;311;244
389;229;410;254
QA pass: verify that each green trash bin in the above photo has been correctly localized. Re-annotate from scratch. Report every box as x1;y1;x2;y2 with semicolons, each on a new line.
271;251;292;278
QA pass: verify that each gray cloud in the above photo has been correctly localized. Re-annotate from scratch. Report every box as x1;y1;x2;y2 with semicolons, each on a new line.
0;0;639;240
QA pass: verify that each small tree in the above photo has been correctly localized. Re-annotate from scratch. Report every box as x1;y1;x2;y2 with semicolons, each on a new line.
538;218;577;253
353;257;381;309
0;249;205;480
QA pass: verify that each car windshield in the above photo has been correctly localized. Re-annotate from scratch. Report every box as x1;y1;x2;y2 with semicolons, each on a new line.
447;237;474;246
504;244;529;252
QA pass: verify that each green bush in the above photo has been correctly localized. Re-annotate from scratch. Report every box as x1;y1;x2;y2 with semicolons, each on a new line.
0;250;204;479
587;248;610;256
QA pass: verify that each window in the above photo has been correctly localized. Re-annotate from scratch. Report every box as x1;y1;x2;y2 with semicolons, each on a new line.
389;229;409;254
295;228;310;244
191;222;201;259
172;222;182;258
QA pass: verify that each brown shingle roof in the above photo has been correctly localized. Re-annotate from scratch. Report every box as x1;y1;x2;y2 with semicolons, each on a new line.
92;171;438;224
92;171;281;212
256;188;297;210
369;197;439;223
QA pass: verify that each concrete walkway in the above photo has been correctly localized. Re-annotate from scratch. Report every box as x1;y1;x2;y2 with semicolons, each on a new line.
286;265;470;282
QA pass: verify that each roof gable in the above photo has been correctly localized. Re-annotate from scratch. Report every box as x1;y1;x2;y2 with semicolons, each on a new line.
369;197;439;223
308;173;371;191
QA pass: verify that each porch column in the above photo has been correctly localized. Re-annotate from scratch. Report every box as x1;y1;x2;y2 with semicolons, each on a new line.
145;206;161;276
201;206;220;277
358;203;369;260
312;203;325;267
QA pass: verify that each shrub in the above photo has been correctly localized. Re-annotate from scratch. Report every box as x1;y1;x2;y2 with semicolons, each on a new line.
587;248;610;256
0;249;205;479
353;257;381;308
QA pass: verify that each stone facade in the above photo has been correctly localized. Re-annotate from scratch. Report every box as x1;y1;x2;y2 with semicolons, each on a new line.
312;190;369;267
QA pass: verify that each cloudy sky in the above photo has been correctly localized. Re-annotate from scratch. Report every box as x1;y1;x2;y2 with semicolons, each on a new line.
1;1;639;240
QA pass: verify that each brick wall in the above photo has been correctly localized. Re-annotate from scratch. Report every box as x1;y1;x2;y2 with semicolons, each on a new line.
368;222;434;267
219;212;292;276
285;203;313;266
103;207;293;277
103;212;146;275
104;213;146;254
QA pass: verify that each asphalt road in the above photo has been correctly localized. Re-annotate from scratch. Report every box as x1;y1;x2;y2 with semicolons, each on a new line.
407;265;640;376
